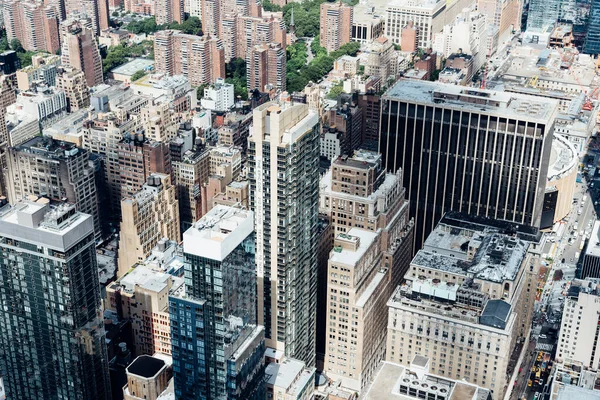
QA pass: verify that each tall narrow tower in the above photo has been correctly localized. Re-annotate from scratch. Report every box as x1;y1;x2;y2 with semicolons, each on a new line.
248;101;320;366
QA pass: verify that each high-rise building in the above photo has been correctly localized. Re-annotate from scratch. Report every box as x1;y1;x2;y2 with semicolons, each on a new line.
357;91;381;151
0;51;21;75
55;66;91;112
247;43;286;93
223;14;287;62
581;220;600;279
0;200;110;399
118;173;180;276
154;30;226;86
155;0;184;25
0;76;16;197
16;85;68;127
61;19;104;87
2;0;60;53
379;80;558;251
141;102;179;143
320;1;353;53
200;78;235;112
173;147;210;231
170;205;266;399
201;0;221;38
385;215;540;399
5;136;101;240
556;279;600;368
83;113;137;218
248;101;320;365
478;0;521;43
323;94;363;156
526;0;564;32
584;0;600;54
16;54;61;91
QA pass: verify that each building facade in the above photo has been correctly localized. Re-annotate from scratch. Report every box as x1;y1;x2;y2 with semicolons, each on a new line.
5;136;101;240
249;101;320;366
0;200;110;399
60;19;104;87
320;1;353;53
118;173;180;276
379;80;557;250
170;205;265;399
247;42;286;94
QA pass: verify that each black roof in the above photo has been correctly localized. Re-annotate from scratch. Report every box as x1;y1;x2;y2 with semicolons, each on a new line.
127;355;165;378
480;300;511;330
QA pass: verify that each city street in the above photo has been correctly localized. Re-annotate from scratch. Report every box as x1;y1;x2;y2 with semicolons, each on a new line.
510;137;600;400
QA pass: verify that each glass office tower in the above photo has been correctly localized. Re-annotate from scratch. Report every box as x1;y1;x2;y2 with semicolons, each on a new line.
170;205;265;399
0;200;110;399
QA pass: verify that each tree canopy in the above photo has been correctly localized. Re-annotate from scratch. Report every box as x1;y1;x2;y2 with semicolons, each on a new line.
225;58;248;100
102;41;154;74
126;16;202;36
130;70;147;82
281;0;327;38
286;40;361;93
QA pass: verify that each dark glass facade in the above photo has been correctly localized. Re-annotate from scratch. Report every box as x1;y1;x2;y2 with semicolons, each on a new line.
170;233;265;399
0;217;110;399
379;97;553;251
584;0;600;54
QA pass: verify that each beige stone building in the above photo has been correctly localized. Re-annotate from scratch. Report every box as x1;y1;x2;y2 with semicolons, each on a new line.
118;173;180;276
56;67;91;112
123;355;172;400
385;216;540;399
106;242;184;356
141;102;178;143
321;150;414;391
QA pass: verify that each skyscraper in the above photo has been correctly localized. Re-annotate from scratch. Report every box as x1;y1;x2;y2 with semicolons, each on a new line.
170;205;265;399
0;200;110;399
320;1;353;53
61;19;104;87
2;0;60;53
247;43;286;93
248;101;320;365
379;79;557;251
584;0;600;54
155;0;184;25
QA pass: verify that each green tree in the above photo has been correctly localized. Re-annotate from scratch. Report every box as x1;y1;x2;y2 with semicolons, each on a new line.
0;37;9;53
327;83;344;99
10;39;23;53
262;0;282;11
225;58;248;100
196;84;208;100
131;70;147;81
112;10;119;17
169;16;203;35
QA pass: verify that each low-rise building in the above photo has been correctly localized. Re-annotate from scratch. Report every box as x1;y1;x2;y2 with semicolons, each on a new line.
16;85;67;127
362;356;493;399
200;78;234;112
123;355;172;400
106;248;184;356
265;358;316;400
5;105;40;147
15;54;61;91
130;73;196;113
111;58;155;83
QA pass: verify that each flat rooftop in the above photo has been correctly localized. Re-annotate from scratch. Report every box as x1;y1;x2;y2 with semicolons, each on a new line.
414;222;529;283
266;358;305;389
127;355;165;378
548;134;577;181
111;58;155;77
183;205;253;261
383;79;558;124
363;361;492;399
330;228;378;266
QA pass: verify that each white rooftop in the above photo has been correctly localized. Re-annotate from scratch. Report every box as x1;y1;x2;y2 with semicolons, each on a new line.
118;265;184;294
111;58;155;77
266;358;305;389
183;205;253;261
330;228;378;266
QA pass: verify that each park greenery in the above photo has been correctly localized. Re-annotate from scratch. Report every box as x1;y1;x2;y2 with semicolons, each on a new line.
126;16;202;36
225;58;248;100
0;37;38;67
286;37;360;93
102;41;154;74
